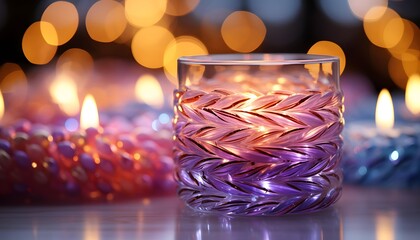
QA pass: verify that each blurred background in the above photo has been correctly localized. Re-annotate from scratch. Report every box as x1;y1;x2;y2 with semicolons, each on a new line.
0;0;419;97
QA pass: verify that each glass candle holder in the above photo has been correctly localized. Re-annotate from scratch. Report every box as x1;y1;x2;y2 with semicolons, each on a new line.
173;54;344;215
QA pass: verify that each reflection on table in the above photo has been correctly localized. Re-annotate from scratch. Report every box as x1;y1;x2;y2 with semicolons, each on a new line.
0;185;419;240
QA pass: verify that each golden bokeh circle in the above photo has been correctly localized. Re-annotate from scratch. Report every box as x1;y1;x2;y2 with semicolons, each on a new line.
41;1;79;45
86;0;127;43
131;26;175;69
221;11;266;53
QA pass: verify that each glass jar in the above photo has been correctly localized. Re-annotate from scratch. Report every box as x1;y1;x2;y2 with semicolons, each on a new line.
173;54;344;215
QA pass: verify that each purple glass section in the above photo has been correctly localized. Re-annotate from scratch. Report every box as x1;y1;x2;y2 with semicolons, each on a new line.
173;88;344;215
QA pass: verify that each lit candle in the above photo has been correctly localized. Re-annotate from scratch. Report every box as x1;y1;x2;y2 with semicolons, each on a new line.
342;88;420;187
0;81;175;204
399;74;420;121
173;54;344;216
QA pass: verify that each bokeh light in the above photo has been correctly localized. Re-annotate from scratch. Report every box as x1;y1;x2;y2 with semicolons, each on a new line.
114;25;138;45
221;11;266;53
163;36;208;84
307;40;346;75
165;0;199;16
39;21;58;46
405;74;420;115
401;50;420;80
22;21;57;64
40;1;78;45
49;73;80;116
135;74;164;108
131;26;174;69
56;48;94;77
0;63;28;108
348;0;388;20
0;90;4;120
363;7;404;49
86;0;127;43
387;19;416;59
125;0;167;28
388;56;408;89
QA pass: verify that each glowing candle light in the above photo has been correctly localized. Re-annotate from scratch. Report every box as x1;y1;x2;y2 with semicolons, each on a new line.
80;94;99;130
49;73;80;116
0;90;4;121
375;89;394;132
405;74;420;115
135;74;164;109
342;89;420;187
0;71;175;203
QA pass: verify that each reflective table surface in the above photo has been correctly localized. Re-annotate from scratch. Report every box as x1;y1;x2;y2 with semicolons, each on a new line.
1;185;419;240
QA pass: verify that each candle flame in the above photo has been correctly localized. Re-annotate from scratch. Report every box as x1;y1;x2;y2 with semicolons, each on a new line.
135;74;164;108
0;90;4;120
405;74;420;115
375;89;394;131
80;94;99;129
49;74;80;116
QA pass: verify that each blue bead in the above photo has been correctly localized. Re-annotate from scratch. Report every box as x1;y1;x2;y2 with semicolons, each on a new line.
44;157;59;175
0;139;11;154
52;129;66;142
99;158;114;173
14;150;31;169
14;119;31;133
79;153;96;172
96;139;114;157
57;141;76;158
66;181;80;195
97;180;113;194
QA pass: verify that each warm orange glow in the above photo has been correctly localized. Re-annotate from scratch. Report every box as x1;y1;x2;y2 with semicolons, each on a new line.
131;26;174;69
163;36;208;84
135;74;164;108
364;7;404;49
39;21;59;46
41;1;79;45
375;211;395;240
80;94;99;129
0;90;4;121
165;0;199;16
401;50;420;79
307;40;346;75
221;11;266;53
125;0;167;27
388;19;415;59
348;0;388;20
388;57;407;89
0;63;28;109
22;22;57;64
49;74;80;116
406;74;420;115
56;48;94;75
86;0;127;43
376;89;394;131
0;63;28;94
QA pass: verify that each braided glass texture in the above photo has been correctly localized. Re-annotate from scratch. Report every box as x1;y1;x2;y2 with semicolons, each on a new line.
173;86;344;215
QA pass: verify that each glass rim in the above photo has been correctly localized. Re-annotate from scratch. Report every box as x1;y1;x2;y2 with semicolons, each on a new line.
178;53;339;65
